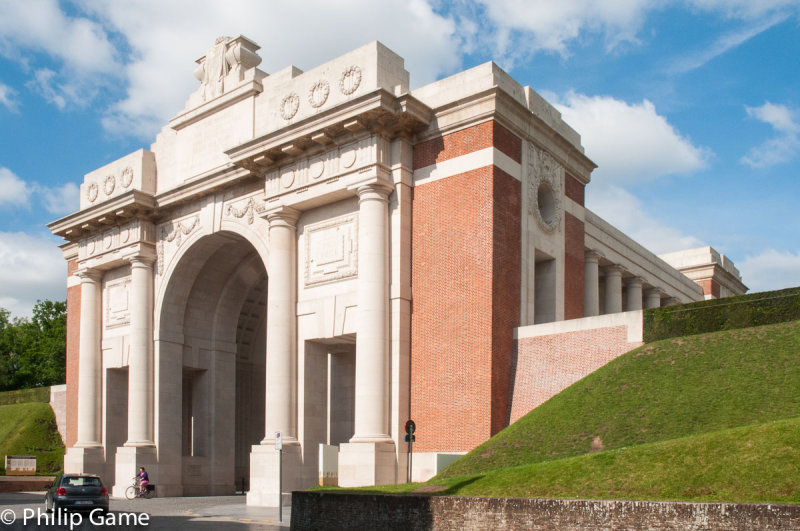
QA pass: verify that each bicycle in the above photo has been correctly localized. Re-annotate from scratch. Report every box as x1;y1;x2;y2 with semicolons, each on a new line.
125;477;155;499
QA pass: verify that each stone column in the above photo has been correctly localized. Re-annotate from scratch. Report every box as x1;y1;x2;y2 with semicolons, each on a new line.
351;183;392;443
603;265;624;315
76;268;102;448
263;207;300;445
584;250;601;317
249;206;302;507
644;289;662;309
126;255;155;446
625;276;644;312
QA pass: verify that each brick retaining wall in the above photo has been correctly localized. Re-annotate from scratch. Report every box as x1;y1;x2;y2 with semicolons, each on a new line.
290;492;800;530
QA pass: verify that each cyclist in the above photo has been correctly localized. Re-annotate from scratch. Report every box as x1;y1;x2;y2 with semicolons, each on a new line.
137;467;149;496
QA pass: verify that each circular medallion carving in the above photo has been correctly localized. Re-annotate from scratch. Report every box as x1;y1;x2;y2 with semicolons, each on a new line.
87;239;96;255
309;158;325;179
339;66;362;95
529;148;563;233
120;166;134;188
121;227;130;243
280;169;295;189
103;175;116;196
103;232;113;249
87;183;99;203
341;148;356;168
308;80;330;108
280;92;300;120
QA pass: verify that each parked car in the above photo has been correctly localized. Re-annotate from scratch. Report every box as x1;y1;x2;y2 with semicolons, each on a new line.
44;474;109;514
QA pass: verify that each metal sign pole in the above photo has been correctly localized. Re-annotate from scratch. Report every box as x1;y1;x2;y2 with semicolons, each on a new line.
275;431;283;523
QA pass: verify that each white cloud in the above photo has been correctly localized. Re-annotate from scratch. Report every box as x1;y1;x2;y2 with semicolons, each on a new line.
0;232;66;319
686;0;800;20
0;0;118;73
665;14;786;74
587;184;704;255
0;81;17;111
551;92;710;184
471;0;654;61
738;249;800;292
741;102;800;168
78;0;462;138
37;182;80;216
745;102;799;133
0;167;31;207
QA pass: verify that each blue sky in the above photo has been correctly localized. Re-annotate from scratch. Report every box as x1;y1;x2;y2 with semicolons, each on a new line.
0;0;798;317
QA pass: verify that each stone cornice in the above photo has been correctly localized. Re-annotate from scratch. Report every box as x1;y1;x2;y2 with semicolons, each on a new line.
226;88;431;173
48;189;156;242
414;86;596;184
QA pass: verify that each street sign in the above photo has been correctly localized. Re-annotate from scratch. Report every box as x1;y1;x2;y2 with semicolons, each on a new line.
275;431;282;450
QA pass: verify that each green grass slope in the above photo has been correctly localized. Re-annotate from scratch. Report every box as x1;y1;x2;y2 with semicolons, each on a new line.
441;320;800;479
0;402;64;475
425;417;800;504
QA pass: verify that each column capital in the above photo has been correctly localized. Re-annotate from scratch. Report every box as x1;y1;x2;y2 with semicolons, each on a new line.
626;276;645;287
644;287;664;297
264;206;300;227
585;249;603;262
75;267;103;283
603;264;626;276
128;254;156;268
356;182;393;203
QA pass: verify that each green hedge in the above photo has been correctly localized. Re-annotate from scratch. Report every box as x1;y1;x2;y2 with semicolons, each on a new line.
644;286;800;342
0;386;51;406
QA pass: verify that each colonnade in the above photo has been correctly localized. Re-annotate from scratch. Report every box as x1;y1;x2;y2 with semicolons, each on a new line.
75;253;156;450
584;249;664;317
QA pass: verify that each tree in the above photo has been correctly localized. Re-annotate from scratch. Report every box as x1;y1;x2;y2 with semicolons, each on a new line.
0;300;66;391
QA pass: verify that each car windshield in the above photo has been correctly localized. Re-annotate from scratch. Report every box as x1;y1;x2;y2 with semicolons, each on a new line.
62;477;102;487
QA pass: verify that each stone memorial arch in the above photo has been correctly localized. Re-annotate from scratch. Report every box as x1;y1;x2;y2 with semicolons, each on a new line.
50;36;745;507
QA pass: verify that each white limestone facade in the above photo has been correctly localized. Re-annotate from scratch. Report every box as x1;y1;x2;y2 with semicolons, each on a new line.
49;37;745;504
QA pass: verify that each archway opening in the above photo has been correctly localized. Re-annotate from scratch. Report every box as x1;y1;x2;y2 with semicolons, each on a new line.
158;231;267;495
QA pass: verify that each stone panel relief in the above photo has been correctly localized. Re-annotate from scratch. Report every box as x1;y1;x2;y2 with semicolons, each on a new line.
105;277;131;329
86;166;135;205
265;136;388;199
193;36;262;102
305;214;358;287
225;195;266;225
157;215;200;275
280;65;363;122
78;219;154;261
528;143;564;234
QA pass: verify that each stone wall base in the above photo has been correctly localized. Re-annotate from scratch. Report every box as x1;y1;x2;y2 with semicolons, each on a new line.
290;492;800;531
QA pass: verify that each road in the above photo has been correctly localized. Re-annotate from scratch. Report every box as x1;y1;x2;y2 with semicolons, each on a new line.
0;491;290;530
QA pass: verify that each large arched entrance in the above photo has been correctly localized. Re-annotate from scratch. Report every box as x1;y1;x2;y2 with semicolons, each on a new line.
156;231;267;496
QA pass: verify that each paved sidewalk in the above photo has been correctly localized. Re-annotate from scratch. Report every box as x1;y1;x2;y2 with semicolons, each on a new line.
0;491;291;529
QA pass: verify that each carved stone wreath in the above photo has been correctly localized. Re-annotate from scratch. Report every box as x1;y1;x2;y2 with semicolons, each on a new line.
308;80;330;108
104;175;116;196
280;92;300;120
120;166;134;188
339;66;361;95
87;183;99;203
528;146;563;233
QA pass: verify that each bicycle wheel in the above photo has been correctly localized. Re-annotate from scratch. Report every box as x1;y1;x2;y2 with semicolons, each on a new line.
125;485;138;500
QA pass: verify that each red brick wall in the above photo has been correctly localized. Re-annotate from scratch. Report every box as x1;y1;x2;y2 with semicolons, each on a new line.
491;169;521;435
564;212;585;320
697;279;720;299
509;325;642;423
414;121;521;169
410;120;522;452
564;173;585;206
65;260;80;449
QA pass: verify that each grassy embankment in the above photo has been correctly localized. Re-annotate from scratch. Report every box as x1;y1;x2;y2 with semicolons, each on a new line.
0;401;64;475
320;320;800;503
